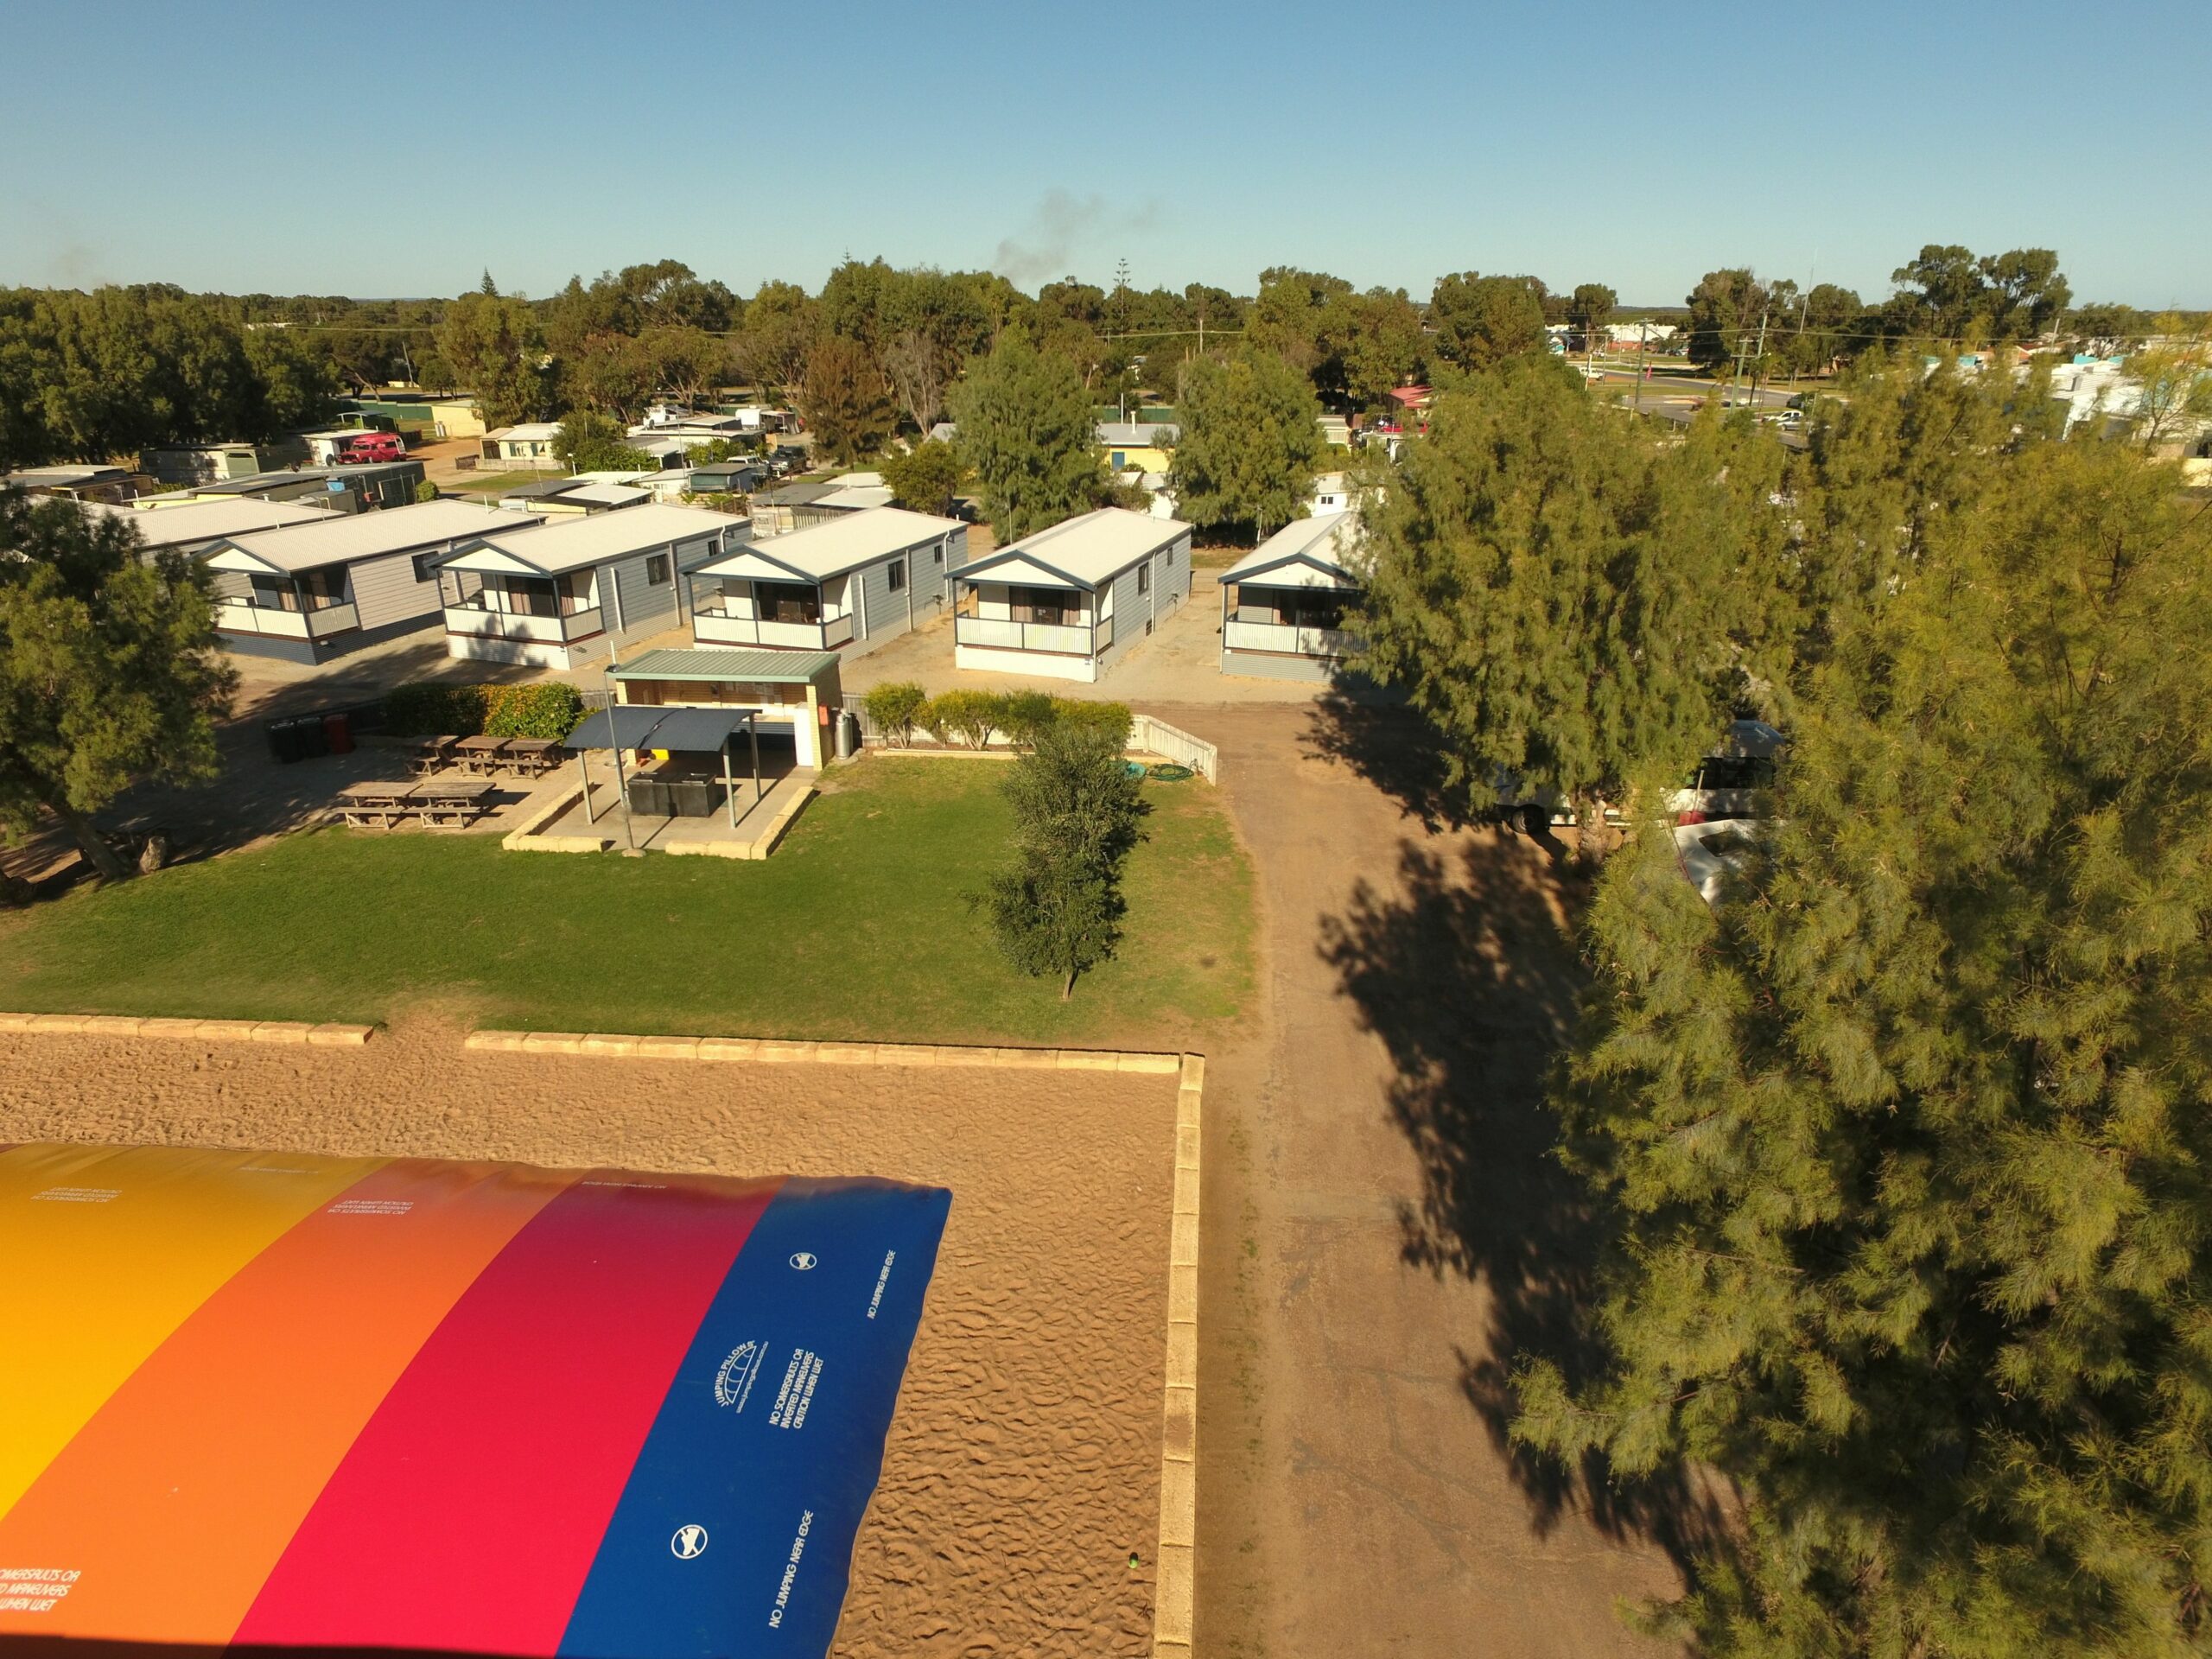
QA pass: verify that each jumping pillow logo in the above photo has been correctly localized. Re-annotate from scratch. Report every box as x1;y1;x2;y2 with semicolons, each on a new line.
714;1340;763;1408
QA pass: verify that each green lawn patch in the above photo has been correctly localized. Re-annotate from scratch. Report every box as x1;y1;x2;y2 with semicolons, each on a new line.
0;760;1255;1049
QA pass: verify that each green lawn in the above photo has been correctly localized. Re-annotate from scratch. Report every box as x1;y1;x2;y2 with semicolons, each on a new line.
448;469;563;495
0;760;1255;1049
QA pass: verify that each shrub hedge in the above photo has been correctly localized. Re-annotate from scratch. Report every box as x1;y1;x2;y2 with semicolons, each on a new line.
902;689;1132;751
382;682;583;741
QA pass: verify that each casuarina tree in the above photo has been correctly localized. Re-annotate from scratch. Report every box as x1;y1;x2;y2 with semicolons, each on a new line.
980;721;1145;997
0;493;238;880
1515;414;2212;1655
1357;359;1789;827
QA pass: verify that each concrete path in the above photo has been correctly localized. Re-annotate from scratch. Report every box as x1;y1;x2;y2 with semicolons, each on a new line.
1163;701;1694;1659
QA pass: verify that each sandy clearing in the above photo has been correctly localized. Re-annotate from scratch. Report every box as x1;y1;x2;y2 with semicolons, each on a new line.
0;1020;1179;1658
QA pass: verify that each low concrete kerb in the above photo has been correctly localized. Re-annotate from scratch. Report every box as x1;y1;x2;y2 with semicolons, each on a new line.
1153;1052;1204;1656
0;1013;374;1046
461;1029;1185;1074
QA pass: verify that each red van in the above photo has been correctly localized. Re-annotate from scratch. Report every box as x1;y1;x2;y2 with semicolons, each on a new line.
337;432;405;464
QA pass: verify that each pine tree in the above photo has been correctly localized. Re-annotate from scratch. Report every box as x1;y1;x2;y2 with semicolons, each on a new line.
797;335;895;464
1515;402;2212;1656
0;494;237;880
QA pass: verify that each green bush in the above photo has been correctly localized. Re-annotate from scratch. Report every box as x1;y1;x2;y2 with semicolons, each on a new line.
999;690;1058;750
412;479;441;504
862;681;928;747
483;683;583;740
925;688;1007;749
1055;697;1132;748
382;682;487;736
381;681;582;741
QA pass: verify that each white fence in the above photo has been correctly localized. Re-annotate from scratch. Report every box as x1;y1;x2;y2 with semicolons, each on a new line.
839;700;1218;783
1129;715;1218;782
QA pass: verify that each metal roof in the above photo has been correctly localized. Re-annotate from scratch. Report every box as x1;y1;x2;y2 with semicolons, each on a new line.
959;507;1191;590
1222;512;1363;587
564;703;758;753
81;497;340;549
207;500;538;575
609;646;839;684
694;505;960;582
443;504;746;576
1097;422;1179;446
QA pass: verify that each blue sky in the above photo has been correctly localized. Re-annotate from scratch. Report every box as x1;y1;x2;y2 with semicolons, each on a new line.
3;0;2205;307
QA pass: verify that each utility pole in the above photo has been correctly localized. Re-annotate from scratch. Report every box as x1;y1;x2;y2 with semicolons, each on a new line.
1633;319;1649;416
1744;297;1772;409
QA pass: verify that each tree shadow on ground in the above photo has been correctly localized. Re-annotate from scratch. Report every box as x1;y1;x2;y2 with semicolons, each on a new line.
1318;830;1729;1573
1302;684;1478;835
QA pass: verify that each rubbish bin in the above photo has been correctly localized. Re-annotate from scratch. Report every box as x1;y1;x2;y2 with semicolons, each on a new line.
265;718;296;764
836;710;860;760
295;715;328;760
322;711;354;755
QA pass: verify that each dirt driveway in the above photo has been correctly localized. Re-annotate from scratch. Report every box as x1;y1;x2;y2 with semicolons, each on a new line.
1163;701;1693;1657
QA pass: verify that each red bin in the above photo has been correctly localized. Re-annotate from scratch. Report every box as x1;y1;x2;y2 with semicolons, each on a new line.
321;711;354;755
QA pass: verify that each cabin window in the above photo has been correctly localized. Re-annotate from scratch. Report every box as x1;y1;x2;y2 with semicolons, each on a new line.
1136;562;1151;595
757;581;821;624
887;559;906;593
1011;586;1071;626
645;553;671;586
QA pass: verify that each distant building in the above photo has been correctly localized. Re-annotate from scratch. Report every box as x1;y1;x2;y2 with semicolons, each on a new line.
1316;414;1351;448
81;496;341;560
496;479;651;518
140;461;424;515
1097;421;1179;475
480;423;565;471
749;473;893;537
3;464;152;504
1310;471;1352;514
140;440;309;486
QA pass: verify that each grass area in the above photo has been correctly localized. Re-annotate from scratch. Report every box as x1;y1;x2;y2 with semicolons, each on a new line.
0;760;1255;1048
447;469;563;495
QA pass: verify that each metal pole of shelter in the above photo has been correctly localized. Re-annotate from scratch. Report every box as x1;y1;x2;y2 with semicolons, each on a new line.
721;730;737;829
605;665;635;852
749;715;762;804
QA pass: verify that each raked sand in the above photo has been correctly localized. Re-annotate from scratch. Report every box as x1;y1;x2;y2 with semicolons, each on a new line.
0;1019;1179;1656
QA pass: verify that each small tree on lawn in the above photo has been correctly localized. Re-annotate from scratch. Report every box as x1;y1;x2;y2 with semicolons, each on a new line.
982;721;1145;998
880;438;965;516
0;493;238;880
861;681;927;747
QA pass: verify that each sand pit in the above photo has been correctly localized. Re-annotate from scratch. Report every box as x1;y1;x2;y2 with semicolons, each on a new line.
0;1021;1179;1657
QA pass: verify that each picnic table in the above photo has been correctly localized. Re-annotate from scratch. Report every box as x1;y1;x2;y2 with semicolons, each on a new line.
406;778;498;827
334;781;426;830
408;734;460;777
452;734;512;776
332;779;498;830
502;736;563;779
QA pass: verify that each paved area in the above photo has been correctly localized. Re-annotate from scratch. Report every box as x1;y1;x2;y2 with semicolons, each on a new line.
1171;702;1691;1658
527;766;814;857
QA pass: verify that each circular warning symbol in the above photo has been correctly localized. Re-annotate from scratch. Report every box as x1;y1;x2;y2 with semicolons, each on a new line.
672;1523;709;1560
789;1251;817;1270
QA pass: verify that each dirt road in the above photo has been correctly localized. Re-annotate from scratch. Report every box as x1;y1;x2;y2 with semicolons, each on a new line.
1166;701;1691;1657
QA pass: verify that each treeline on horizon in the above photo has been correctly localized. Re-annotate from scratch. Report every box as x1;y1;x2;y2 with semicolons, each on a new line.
1;243;2197;472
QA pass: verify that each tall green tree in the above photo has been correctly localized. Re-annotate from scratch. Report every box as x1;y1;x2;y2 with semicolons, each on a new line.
1428;272;1549;368
980;721;1145;998
880;439;965;516
1167;346;1325;540
437;287;550;427
1516;416;2212;1659
1684;267;1770;373
1566;283;1617;351
0;493;237;880
1358;360;1787;823
550;410;652;474
949;331;1104;539
730;279;819;399
797;335;895;465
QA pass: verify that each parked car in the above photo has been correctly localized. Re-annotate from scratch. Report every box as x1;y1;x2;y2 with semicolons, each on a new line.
1669;719;1786;821
337;432;406;464
1674;817;1763;906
